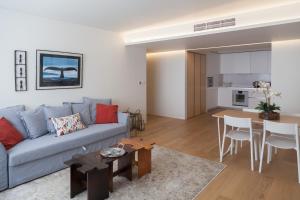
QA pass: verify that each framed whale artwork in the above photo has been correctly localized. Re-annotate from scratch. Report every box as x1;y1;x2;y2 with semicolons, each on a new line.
36;50;83;90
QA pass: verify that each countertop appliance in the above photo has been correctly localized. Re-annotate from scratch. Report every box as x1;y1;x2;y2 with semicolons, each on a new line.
252;81;260;88
232;90;248;107
252;81;271;88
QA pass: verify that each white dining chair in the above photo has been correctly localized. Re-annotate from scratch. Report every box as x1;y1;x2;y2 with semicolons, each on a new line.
221;115;258;171
265;113;300;163
234;108;262;155
259;120;300;184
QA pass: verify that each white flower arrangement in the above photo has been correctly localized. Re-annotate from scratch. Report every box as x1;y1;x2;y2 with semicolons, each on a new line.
255;81;281;113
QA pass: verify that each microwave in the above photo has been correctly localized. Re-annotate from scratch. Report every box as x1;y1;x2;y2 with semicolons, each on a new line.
232;90;248;107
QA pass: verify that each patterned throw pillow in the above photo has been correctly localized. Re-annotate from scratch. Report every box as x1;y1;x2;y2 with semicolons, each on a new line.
51;113;86;136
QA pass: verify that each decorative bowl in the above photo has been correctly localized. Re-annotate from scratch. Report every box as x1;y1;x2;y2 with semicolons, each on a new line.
100;147;126;158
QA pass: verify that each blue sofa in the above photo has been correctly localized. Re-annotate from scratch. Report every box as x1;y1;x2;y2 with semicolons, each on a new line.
0;107;129;191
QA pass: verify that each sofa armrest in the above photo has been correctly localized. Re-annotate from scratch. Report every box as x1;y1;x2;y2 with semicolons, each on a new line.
118;112;130;136
0;143;8;191
118;112;129;125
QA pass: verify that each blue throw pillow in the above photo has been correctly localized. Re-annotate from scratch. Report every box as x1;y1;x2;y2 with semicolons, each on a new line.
0;105;27;138
82;97;112;123
19;106;48;139
43;105;72;134
63;102;92;125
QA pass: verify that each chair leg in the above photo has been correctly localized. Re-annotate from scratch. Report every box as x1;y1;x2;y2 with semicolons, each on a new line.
254;139;258;161
259;134;267;173
240;140;243;148
275;147;278;154
258;134;262;155
230;139;234;155
270;146;273;161
296;148;300;184
235;140;238;154
267;144;272;164
250;139;254;171
220;133;226;163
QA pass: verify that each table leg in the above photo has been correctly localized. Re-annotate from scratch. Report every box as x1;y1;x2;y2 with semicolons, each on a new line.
108;163;113;192
70;164;85;199
138;148;152;178
217;117;221;158
87;168;109;200
118;153;134;181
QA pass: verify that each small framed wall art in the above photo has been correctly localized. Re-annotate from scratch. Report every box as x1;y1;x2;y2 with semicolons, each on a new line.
36;50;83;90
14;50;28;91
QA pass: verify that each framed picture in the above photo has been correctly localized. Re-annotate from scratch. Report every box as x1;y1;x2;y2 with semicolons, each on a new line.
36;50;83;90
15;50;26;65
14;50;27;91
16;78;27;91
16;65;26;78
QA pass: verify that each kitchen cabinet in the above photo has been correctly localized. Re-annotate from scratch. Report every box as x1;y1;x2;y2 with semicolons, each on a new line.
220;52;251;74
248;89;265;108
248;97;260;109
220;51;271;74
206;87;218;110
220;54;234;74
218;87;233;107
217;88;265;109
250;51;271;74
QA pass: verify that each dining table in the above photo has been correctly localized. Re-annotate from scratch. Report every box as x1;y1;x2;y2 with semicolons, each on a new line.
212;109;300;162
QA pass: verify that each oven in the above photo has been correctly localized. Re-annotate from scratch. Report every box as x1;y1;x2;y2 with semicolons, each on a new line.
232;90;248;107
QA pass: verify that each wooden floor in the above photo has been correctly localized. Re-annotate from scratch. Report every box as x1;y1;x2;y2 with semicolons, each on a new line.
138;112;300;200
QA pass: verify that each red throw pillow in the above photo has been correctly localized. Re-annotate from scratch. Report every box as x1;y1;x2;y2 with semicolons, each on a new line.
0;117;23;150
96;104;118;124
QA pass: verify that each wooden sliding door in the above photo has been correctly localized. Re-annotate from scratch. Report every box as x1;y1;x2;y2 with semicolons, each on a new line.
187;52;195;118
187;52;206;119
194;53;201;116
200;54;206;113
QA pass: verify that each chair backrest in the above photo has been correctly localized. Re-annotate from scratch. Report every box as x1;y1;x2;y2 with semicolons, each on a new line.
264;120;298;136
224;115;252;129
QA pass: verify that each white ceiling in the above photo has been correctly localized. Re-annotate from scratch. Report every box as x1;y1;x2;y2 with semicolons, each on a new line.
0;0;297;32
130;20;300;52
189;43;271;54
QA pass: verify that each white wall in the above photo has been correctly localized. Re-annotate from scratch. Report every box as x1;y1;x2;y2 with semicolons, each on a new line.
272;40;300;114
206;53;220;110
147;51;186;119
0;9;147;118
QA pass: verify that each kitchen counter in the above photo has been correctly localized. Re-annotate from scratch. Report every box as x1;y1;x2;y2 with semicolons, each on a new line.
217;86;258;90
217;87;264;109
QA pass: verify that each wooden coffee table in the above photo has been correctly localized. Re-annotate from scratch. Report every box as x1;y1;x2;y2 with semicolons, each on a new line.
119;137;155;178
65;145;135;200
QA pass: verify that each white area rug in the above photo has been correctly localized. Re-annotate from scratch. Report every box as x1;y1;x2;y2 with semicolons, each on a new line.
0;146;225;200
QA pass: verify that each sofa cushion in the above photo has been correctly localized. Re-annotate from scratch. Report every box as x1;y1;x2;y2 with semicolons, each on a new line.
19;106;48;139
51;113;86;136
96;104;118;124
0;105;27;138
83;97;112;123
0;117;23;150
8;123;127;166
43;105;72;134
63;102;92;125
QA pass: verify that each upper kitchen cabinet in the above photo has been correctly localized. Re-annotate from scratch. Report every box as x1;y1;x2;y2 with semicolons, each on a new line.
220;51;271;74
250;51;271;74
220;52;251;74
